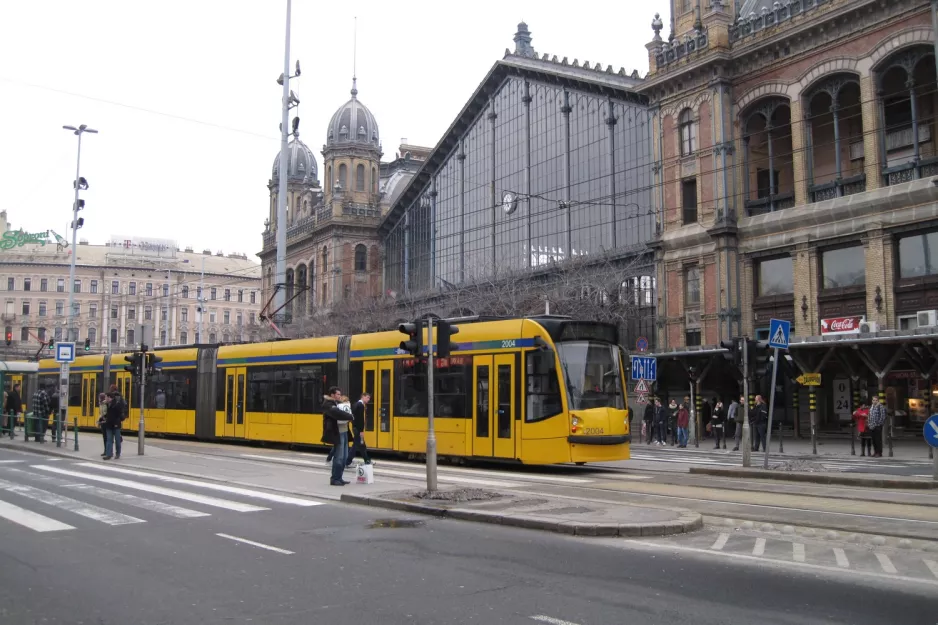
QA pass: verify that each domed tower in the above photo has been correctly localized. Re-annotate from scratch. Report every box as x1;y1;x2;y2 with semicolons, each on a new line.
268;135;321;232
322;77;382;212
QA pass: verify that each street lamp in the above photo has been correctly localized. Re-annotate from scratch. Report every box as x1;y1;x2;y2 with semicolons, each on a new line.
62;124;97;344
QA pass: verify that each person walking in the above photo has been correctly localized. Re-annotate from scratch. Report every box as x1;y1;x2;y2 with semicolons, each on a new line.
654;398;668;446
30;385;50;443
676;402;690;448
853;402;871;457
667;399;679;446
4;382;22;435
642;402;655;444
731;396;744;451
752;395;768;452
867;396;887;458
711;400;726;449
346;392;373;467
322;387;353;486
97;392;109;453
102;385;128;460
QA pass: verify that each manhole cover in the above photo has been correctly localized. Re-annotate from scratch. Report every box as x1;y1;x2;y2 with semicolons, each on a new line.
367;518;425;529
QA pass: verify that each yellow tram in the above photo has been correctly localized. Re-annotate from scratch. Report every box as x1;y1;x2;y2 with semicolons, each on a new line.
38;316;631;465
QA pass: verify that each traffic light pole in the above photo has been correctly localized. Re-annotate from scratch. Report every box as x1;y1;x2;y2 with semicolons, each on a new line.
742;339;752;468
763;347;780;469
138;348;146;456
426;317;437;492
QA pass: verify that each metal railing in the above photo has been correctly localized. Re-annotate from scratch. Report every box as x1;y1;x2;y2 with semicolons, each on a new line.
2;412;79;451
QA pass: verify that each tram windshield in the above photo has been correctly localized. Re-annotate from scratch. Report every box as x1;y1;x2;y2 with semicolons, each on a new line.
555;341;625;410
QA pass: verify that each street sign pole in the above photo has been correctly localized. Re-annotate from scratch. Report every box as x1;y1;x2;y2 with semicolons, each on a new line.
742;338;751;468
58;362;69;447
138;346;146;456
763;347;780;469
426;317;437;492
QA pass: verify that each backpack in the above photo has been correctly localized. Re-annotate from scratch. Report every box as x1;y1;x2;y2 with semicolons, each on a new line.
118;397;129;422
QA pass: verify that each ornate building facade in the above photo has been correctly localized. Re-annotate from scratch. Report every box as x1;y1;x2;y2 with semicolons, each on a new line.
258;79;427;326
642;0;938;435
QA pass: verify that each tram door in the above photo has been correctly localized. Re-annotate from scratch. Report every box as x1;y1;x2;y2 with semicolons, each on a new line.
374;361;393;450
224;367;247;438
116;372;133;414
81;373;98;424
472;355;515;458
361;363;377;449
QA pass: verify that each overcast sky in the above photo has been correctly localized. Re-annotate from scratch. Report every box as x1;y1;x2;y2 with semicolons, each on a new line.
0;0;670;262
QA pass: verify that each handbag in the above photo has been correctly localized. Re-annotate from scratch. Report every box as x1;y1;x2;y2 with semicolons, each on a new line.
706;422;712;433
356;463;374;484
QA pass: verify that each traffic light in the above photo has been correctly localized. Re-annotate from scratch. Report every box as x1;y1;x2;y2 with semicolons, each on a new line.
720;338;742;368
747;340;772;379
4;331;10;346
47;337;54;350
123;352;143;377
145;352;163;376
398;321;423;357
436;320;460;359
84;338;91;351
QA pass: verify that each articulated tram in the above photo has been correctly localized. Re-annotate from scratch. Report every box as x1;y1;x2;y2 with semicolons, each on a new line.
37;316;631;465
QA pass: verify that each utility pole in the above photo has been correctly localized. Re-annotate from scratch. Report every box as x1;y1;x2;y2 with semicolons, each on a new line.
138;346;146;456
62;124;96;347
742;338;752;468
274;0;292;319
426;316;437;492
764;347;780;468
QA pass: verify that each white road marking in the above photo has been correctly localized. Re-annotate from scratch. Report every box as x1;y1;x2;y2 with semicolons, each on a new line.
216;533;294;555
33;465;268;512
530;616;582;625
66;483;210;519
875;552;898;575
619;539;938;587
0;478;144;526
793;543;805;563
73;463;321;506
0;498;74;532
0;460;23;464
833;548;850;568
924;559;938;580
362;466;520;488
710;533;729;551
752;538;766;556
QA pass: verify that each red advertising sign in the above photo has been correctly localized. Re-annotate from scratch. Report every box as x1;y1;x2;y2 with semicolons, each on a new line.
820;316;864;335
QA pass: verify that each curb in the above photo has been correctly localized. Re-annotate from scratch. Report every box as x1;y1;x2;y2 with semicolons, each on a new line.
689;466;938;489
339;492;704;538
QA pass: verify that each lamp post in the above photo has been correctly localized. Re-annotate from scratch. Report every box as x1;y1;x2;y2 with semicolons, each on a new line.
62;124;96;344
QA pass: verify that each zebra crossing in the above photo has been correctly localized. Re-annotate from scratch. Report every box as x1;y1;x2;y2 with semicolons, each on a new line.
625;527;938;585
626;445;932;473
0;462;324;533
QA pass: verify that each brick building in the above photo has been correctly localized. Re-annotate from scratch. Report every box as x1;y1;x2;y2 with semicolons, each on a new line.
641;0;938;440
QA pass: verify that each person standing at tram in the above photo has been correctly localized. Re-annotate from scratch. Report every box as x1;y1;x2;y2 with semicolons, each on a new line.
867;396;887;458
346;392;372;467
4;382;22;433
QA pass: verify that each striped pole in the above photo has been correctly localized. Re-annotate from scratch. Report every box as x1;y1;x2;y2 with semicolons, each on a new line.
809;389;817;455
851;385;860;456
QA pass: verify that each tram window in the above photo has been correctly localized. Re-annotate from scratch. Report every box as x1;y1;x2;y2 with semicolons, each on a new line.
216;371;227;411
270;367;295;413
148;370;197;410
476;366;489;437
497;365;512;438
246;369;271;412
434;358;468;417
295;365;324;413
364;369;375;431
394;360;427;416
526;351;562;422
349;361;363;405
68;374;82;407
225;376;234;424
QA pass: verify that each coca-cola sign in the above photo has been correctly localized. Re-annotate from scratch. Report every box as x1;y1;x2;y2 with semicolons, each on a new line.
820;316;864;335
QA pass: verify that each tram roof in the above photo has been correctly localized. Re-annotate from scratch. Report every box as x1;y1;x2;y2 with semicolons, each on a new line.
0;361;39;373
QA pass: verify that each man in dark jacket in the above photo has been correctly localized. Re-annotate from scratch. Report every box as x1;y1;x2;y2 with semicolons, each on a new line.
31;385;50;443
642;403;655;444
103;385;128;460
322;386;353;486
4;383;22;433
346;392;372;467
654;398;669;445
752;395;769;452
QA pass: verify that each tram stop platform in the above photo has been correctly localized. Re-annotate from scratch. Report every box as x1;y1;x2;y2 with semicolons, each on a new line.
341;487;703;538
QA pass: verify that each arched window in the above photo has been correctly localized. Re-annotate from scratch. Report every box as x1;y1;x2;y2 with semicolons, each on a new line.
679;109;696;156
356;164;365;191
372;167;377;194
354;244;367;272
209;332;217;343
338;164;347;188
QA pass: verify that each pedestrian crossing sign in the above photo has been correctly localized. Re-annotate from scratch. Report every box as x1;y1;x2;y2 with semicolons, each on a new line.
637;393;648;404
635;379;649;394
768;318;791;349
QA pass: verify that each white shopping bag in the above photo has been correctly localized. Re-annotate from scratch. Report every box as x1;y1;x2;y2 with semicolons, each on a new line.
356;463;374;484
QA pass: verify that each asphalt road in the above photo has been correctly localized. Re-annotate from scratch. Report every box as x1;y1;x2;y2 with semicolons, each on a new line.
0;453;935;624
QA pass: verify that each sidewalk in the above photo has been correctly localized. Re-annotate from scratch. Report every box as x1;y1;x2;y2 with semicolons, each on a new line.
688;433;934;460
0;430;704;539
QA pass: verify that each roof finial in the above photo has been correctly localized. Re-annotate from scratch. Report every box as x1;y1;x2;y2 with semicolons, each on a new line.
351;16;358;98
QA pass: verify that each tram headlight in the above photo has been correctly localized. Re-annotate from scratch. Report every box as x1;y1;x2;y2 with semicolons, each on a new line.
571;415;579;433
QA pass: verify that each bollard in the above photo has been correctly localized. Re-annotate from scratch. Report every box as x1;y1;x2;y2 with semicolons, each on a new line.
73;417;79;452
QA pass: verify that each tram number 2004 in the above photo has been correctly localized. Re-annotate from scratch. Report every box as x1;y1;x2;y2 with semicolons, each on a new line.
501;340;517;348
584;428;605;435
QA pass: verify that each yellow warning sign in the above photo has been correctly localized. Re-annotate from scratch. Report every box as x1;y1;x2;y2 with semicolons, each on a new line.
796;373;822;386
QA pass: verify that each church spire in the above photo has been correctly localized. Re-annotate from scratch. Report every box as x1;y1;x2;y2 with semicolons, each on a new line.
351;16;358;98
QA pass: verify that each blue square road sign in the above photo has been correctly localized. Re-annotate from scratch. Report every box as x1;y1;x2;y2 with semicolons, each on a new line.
631;355;657;382
768;318;791;350
55;341;76;364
